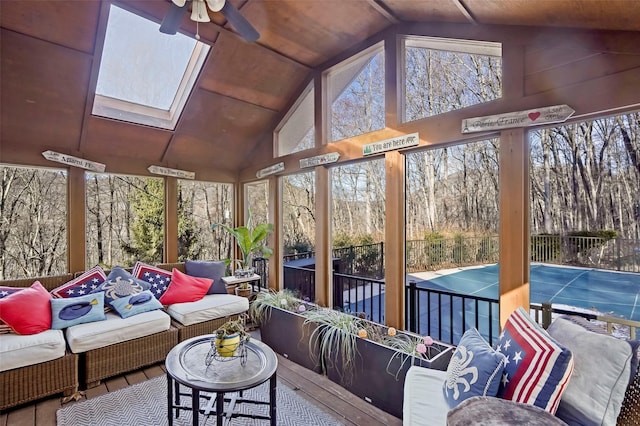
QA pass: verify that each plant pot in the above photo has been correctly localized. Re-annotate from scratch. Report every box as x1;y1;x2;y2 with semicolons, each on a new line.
225;283;238;295
215;333;241;357
324;327;454;418
258;306;323;374
235;287;252;298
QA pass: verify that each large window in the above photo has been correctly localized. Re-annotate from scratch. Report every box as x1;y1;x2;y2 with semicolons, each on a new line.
405;140;500;344
403;37;501;122
275;82;315;156
282;172;316;254
86;174;164;268
328;44;385;142
0;166;67;279
177;180;234;262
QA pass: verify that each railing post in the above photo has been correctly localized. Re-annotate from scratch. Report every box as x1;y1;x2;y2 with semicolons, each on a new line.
408;280;417;333
542;302;552;329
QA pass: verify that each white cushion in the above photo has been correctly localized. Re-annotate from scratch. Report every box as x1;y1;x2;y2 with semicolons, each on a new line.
165;294;249;326
403;366;449;426
0;329;66;372
65;309;170;353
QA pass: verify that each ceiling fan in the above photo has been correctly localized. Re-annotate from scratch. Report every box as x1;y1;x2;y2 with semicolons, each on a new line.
159;0;259;43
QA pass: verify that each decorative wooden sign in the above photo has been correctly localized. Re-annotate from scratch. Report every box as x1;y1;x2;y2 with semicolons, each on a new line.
300;152;340;168
461;105;575;134
42;150;106;172
256;162;285;178
148;165;195;180
363;133;419;156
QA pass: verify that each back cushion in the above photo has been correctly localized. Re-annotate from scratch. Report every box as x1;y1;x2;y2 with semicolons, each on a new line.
496;307;573;414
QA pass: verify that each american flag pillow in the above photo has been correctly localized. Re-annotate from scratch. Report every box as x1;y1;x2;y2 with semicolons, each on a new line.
496;307;574;414
0;286;24;333
51;265;106;298
132;262;172;299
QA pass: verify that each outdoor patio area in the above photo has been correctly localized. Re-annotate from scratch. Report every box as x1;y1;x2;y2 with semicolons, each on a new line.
0;329;401;426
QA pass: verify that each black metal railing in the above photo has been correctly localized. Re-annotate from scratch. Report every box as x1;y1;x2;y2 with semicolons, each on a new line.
332;242;385;279
405;281;500;346
251;257;268;291
282;265;315;301
333;272;386;323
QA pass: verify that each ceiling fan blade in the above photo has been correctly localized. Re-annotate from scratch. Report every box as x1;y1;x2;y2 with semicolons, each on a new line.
219;1;259;42
159;1;188;35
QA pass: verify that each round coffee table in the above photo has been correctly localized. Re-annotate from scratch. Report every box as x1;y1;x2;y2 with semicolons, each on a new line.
166;335;278;426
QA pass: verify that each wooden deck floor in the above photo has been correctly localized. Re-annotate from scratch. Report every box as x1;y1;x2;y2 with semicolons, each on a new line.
0;331;403;426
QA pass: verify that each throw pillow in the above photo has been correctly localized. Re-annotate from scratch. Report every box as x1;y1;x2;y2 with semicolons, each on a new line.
110;290;163;319
51;265;106;298
92;266;150;308
547;316;637;425
0;286;24;333
185;260;227;294
443;328;506;408
496;307;574;414
132;261;172;299
51;292;106;329
158;268;212;305
0;281;52;335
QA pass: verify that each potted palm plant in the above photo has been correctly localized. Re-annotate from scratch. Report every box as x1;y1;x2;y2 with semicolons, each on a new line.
212;212;273;278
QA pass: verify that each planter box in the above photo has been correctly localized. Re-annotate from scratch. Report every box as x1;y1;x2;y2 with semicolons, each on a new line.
258;306;323;374
324;329;454;419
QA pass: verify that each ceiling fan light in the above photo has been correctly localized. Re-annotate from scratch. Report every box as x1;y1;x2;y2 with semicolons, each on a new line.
205;0;225;13
171;0;187;7
191;0;211;23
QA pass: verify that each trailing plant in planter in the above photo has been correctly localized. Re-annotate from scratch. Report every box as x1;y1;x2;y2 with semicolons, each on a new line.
250;289;322;373
212;211;273;278
304;308;454;418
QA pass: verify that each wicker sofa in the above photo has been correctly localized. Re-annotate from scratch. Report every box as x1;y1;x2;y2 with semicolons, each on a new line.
403;311;640;426
0;262;248;411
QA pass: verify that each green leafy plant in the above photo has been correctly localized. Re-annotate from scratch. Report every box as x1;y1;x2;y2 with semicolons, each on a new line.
212;211;274;270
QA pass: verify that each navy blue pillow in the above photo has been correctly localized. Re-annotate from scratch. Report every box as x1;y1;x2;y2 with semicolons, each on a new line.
443;328;506;408
185;260;227;294
92;266;150;307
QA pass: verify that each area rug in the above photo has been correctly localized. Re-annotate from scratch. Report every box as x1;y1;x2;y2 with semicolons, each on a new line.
57;376;345;425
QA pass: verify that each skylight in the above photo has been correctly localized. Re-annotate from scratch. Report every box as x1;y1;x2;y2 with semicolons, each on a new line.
92;4;209;130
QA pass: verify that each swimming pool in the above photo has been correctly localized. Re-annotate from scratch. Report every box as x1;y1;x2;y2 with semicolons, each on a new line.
420;263;640;321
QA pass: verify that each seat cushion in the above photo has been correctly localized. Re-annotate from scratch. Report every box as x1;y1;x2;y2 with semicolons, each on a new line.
65;309;171;353
403;366;449;426
0;329;66;372
165;294;249;326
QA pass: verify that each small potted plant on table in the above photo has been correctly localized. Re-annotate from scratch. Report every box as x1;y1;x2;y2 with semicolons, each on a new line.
213;316;250;358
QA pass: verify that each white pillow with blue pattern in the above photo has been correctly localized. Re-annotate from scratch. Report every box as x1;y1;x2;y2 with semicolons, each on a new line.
51;292;106;329
443;327;506;408
110;290;163;319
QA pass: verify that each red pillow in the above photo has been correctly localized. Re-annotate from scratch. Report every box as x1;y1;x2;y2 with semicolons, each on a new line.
158;269;212;305
0;281;52;335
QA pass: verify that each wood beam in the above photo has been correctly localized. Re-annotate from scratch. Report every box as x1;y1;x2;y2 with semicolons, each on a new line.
164;177;178;263
314;166;331;307
67;167;86;273
498;127;530;327
452;0;478;25
269;176;281;291
384;150;405;329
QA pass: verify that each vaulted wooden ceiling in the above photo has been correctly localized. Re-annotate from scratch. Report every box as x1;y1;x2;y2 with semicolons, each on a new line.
1;0;639;182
